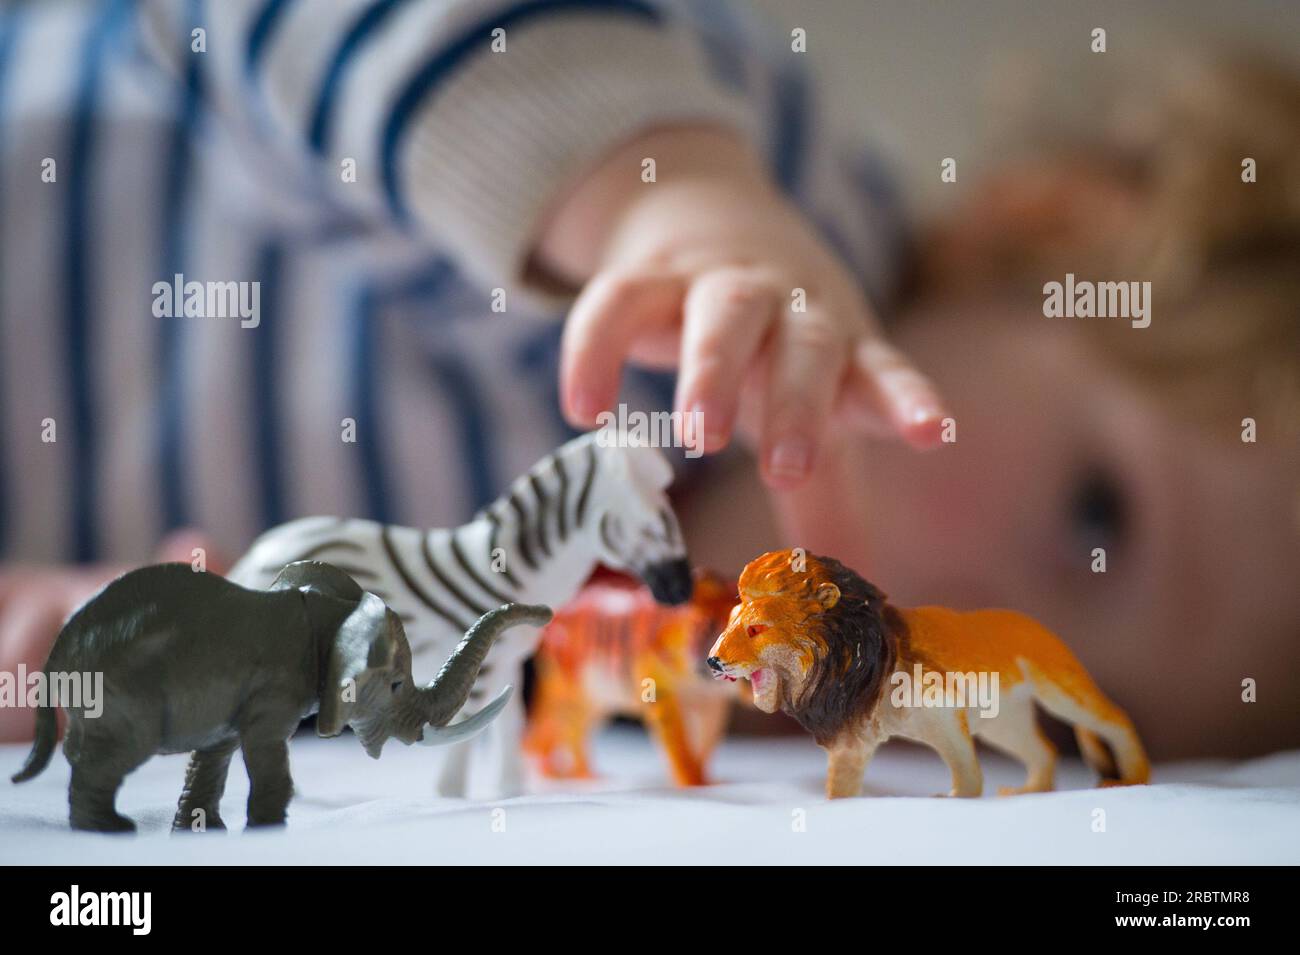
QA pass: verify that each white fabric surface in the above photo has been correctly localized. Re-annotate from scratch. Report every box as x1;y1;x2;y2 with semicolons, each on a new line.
2;728;1298;865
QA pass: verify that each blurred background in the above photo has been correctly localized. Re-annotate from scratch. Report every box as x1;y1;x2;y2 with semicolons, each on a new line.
750;0;1300;211
1;0;1297;761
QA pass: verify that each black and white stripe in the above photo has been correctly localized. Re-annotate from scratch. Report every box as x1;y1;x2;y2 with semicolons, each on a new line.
228;430;691;796
229;431;618;680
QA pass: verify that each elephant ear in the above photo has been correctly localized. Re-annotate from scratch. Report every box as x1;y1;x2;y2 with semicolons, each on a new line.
270;560;364;602
317;592;395;738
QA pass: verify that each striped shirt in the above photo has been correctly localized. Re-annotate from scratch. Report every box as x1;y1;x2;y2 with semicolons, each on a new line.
0;0;904;564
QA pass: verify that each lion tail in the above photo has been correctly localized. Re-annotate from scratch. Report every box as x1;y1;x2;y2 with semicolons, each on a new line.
1021;659;1150;787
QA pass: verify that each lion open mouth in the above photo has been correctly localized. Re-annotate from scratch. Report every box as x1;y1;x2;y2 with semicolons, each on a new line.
749;667;781;713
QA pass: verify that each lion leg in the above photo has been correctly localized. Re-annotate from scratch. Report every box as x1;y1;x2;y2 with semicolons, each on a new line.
1075;727;1117;779
926;710;983;797
823;733;881;799
1024;665;1150;786
971;693;1056;795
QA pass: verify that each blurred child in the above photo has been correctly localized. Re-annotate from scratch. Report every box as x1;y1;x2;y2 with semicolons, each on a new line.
682;55;1300;759
0;0;943;739
4;3;1293;763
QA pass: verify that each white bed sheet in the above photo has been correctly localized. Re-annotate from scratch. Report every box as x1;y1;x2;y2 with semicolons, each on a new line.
2;728;1297;865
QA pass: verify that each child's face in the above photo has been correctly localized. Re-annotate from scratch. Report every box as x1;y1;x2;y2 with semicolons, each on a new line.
860;301;1300;758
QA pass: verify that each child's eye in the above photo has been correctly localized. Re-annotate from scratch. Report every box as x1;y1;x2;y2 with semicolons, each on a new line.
1069;470;1128;550
747;624;768;637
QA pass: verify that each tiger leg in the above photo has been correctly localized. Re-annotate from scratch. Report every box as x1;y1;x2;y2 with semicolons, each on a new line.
644;692;707;786
524;670;596;778
547;699;598;779
687;692;732;767
569;694;603;778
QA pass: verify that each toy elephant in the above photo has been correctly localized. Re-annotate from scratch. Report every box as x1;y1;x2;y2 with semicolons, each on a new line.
10;560;551;832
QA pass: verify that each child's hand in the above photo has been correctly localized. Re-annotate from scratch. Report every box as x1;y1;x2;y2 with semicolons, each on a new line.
0;531;226;741
538;126;948;491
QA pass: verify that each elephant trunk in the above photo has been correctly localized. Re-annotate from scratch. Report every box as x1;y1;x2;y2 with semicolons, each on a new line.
417;603;552;728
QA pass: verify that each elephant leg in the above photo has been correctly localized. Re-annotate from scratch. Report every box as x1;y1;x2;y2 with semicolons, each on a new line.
241;738;294;827
67;727;146;833
436;740;473;797
173;738;239;833
62;716;84;764
491;689;527;798
68;759;142;833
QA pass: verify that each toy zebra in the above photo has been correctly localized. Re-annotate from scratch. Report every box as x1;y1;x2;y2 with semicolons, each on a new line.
229;431;693;797
525;569;740;787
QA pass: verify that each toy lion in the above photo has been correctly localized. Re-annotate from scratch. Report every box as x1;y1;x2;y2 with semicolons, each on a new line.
707;550;1149;799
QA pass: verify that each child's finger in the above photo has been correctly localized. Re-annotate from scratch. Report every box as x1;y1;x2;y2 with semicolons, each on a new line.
847;338;949;448
760;308;848;489
560;271;685;426
675;268;778;453
832;390;896;439
625;327;685;369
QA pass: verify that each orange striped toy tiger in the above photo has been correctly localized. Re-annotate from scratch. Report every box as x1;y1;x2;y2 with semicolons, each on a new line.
524;570;739;786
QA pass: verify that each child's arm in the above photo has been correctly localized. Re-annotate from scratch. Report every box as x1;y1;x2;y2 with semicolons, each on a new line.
141;2;943;436
0;532;227;741
139;0;765;295
139;0;945;562
0;565;112;741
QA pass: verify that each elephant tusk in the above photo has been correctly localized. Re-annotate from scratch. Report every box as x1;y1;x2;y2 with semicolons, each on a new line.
416;685;513;747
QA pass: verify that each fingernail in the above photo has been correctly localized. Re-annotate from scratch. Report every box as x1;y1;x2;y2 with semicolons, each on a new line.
901;404;949;450
768;438;811;480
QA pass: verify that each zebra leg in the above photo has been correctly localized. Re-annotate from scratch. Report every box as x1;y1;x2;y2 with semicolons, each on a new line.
435;739;473;798
491;688;528;798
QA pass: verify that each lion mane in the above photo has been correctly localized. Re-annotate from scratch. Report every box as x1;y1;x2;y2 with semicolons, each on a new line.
741;552;903;745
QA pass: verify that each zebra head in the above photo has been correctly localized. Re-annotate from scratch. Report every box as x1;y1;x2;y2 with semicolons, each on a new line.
584;436;694;606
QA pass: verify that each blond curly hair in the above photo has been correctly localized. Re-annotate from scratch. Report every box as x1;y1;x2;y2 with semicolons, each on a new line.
913;54;1300;442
